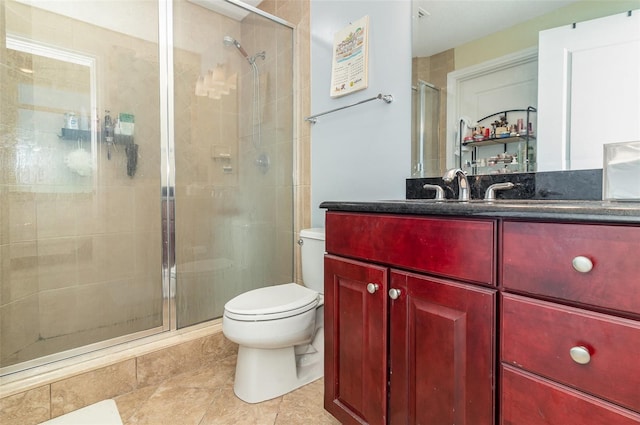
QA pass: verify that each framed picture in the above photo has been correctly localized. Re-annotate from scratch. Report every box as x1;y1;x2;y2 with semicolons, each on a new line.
330;15;369;98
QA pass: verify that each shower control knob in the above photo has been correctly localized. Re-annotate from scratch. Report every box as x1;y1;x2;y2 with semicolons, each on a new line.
388;288;401;300
366;283;379;294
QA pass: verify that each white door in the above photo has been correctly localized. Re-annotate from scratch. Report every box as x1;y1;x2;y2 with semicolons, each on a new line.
537;11;640;171
446;49;538;170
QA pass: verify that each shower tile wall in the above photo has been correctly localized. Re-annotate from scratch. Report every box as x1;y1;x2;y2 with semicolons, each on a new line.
1;0;163;368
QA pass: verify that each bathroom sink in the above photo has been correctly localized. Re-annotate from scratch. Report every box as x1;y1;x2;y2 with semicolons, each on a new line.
406;199;594;205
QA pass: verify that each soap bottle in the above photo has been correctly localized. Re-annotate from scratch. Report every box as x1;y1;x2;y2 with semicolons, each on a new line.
104;110;114;160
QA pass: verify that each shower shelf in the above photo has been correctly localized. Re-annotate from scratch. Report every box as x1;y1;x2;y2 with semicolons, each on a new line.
305;93;393;124
60;128;91;140
59;128;134;145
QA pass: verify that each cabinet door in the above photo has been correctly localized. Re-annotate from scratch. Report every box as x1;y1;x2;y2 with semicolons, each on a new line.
389;270;496;425
324;255;388;425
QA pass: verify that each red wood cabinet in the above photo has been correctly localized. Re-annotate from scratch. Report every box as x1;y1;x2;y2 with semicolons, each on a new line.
502;221;640;316
501;365;640;425
388;270;495;425
500;220;640;423
324;255;388;425
502;294;640;413
325;212;496;285
324;212;497;425
324;212;640;425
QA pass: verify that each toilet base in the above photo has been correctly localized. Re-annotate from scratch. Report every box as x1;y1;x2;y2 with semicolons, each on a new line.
233;329;324;403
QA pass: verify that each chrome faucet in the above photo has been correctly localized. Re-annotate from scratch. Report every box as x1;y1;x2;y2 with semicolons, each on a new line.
484;182;515;201
443;168;470;201
422;184;445;200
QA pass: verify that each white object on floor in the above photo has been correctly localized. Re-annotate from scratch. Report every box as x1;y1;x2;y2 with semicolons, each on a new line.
39;399;123;425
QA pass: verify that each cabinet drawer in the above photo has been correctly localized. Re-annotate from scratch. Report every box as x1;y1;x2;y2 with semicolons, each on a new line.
326;212;495;284
501;294;640;413
501;365;640;425
502;221;640;315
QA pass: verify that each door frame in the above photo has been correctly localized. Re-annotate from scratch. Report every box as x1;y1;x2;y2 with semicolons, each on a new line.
445;47;538;169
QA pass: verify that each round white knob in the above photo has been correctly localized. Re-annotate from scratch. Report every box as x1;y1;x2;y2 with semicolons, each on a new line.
572;256;593;273
569;346;591;364
366;283;379;294
388;288;401;300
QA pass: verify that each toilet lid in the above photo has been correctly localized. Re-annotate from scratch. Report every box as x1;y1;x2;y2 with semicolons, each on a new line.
224;283;319;321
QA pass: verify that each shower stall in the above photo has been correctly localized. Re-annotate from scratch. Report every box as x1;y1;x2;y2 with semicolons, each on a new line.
411;80;441;177
0;0;295;375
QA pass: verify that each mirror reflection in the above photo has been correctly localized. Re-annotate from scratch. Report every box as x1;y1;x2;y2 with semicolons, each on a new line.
411;0;640;177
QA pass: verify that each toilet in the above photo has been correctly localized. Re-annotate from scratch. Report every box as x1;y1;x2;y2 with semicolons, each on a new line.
222;228;325;403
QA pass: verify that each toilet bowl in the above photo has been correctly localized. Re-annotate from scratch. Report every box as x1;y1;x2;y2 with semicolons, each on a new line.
222;228;326;403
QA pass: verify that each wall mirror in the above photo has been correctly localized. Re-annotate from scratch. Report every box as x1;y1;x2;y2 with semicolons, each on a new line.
411;0;640;177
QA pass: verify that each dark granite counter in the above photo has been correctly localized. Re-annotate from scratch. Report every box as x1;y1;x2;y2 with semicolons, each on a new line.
319;199;640;224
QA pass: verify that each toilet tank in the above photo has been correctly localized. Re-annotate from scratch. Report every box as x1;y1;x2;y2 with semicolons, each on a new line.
299;228;325;294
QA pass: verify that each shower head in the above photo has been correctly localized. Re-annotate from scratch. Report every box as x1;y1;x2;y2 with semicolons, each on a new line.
223;35;237;48
223;35;250;61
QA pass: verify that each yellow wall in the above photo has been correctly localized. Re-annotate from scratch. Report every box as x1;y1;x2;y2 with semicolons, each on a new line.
454;0;640;69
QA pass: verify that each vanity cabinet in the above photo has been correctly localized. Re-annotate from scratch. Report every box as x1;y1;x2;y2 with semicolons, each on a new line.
324;211;496;425
322;203;640;425
500;221;640;423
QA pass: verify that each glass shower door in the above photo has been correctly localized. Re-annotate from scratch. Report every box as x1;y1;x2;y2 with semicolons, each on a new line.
411;80;441;177
1;0;165;373
172;0;295;328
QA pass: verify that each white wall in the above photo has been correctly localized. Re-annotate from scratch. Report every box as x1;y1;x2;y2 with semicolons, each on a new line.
310;0;412;227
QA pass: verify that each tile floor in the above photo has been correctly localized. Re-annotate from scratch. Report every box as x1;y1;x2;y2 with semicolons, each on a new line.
113;355;340;425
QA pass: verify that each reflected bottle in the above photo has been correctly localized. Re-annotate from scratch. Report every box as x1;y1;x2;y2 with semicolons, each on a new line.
104;110;113;142
104;110;114;160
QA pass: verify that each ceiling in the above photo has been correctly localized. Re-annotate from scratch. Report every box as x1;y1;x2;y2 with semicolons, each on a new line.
412;0;580;57
191;1;580;57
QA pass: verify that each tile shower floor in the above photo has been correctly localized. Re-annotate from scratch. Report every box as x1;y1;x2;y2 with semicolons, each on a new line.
113;355;340;425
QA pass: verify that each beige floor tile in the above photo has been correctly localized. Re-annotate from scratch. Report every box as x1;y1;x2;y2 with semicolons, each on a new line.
125;385;216;425
199;386;282;425
275;379;340;425
114;385;158;424
112;362;339;425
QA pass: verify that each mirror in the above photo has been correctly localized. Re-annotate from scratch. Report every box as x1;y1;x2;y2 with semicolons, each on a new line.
411;0;640;177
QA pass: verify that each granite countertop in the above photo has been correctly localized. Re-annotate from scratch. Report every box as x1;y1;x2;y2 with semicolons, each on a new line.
319;199;640;224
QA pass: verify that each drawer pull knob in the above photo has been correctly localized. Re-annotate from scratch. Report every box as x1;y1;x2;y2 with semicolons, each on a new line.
572;256;593;273
389;288;402;300
366;283;379;294
569;346;591;364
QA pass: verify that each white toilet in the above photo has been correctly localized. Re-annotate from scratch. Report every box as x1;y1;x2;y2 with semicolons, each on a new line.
222;228;325;403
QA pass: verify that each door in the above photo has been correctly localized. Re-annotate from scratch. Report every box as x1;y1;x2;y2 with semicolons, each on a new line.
389;270;497;425
324;255;388;425
446;50;538;170
537;11;640;171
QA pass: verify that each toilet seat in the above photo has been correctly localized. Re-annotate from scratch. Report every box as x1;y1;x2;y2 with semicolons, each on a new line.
224;283;319;322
